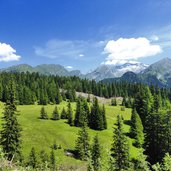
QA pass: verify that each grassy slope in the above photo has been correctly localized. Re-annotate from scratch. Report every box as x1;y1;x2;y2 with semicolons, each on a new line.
0;101;139;170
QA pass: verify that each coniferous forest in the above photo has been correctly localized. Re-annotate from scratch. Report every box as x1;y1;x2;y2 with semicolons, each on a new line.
0;72;171;170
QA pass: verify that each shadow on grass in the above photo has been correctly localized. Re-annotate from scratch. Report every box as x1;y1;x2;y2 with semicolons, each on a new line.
37;117;49;120
124;120;131;126
125;132;131;137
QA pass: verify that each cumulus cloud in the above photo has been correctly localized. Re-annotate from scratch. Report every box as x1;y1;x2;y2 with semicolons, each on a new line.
103;37;162;65
0;42;21;62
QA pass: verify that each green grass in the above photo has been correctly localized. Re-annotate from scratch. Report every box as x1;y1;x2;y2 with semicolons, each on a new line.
0;101;139;169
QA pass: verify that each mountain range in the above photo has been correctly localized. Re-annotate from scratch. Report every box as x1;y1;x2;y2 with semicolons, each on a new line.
1;64;83;77
102;58;171;87
1;57;171;87
86;62;148;81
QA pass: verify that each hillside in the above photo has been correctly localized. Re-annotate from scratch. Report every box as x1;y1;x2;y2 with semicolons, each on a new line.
0;101;138;170
142;57;171;83
0;71;171;170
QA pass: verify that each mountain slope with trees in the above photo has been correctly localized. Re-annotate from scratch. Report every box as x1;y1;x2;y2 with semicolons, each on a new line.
1;71;171;170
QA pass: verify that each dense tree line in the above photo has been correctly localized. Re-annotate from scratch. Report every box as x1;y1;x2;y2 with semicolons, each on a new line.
1;72;170;105
133;85;171;166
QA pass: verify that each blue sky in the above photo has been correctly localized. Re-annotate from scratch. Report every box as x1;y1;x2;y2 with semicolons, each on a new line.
0;0;171;73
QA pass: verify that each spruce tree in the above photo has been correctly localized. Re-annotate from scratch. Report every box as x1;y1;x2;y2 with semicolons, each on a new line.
48;81;56;104
39;89;48;105
60;107;67;119
111;114;130;170
89;98;106;130
125;97;132;108
152;153;171;171
122;96;126;106
130;108;144;148
52;106;60;120
133;149;150;171
74;98;82;126
74;98;89;127
67;102;73;126
164;112;171;155
75;123;90;160
40;106;48;119
87;151;94;171
163;153;171;171
101;104;107;129
91;135;101;171
50;149;56;171
145;112;165;164
28;147;37;169
55;83;62;104
0;79;22;161
61;90;66;101
153;94;162;112
39;150;49;169
134;86;153;127
82;99;90;123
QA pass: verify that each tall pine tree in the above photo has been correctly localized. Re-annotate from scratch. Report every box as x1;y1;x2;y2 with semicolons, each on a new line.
91;135;101;171
40;106;48;119
89;98;107;130
110;114;130;170
50;149;56;171
28;147;37;169
0;78;22;161
67;102;73;126
51;106;60;120
60;107;67;119
75;123;90;160
130;108;144;148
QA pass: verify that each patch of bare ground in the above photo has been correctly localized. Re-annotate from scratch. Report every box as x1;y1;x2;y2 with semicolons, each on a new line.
76;92;123;105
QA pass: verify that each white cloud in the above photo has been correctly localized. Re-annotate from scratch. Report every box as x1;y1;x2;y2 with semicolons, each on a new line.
35;40;83;59
103;37;162;65
65;66;73;69
0;42;21;62
34;39;105;61
150;35;159;41
79;54;84;57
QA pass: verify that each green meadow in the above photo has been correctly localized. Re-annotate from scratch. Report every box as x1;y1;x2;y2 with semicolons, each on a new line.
0;101;139;169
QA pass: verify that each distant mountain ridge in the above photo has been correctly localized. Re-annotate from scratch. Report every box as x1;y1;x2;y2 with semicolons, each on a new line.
1;58;171;87
102;71;165;87
142;57;171;83
102;58;171;87
1;64;83;77
85;62;148;81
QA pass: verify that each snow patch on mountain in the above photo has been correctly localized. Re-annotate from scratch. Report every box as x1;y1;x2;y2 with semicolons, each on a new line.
86;61;149;81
